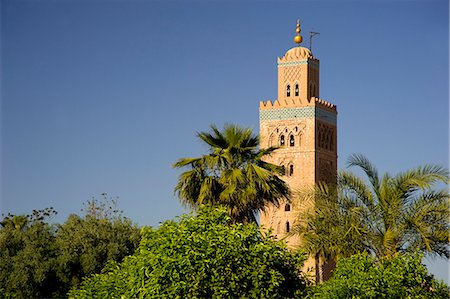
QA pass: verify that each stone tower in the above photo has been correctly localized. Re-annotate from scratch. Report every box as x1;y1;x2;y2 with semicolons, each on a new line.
259;21;337;280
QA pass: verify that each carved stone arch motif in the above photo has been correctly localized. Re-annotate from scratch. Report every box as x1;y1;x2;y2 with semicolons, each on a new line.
318;123;335;152
319;159;333;184
308;81;317;98
297;122;306;133
268;133;274;147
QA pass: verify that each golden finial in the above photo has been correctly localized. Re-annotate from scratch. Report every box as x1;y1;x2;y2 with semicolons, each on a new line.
294;19;303;45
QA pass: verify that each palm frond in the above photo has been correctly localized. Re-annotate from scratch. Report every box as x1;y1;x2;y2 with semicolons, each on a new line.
347;154;380;192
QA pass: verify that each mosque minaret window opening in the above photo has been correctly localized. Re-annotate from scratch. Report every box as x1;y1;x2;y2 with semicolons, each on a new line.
289;164;294;176
285;204;291;212
280;135;285;146
286;221;290;233
295;84;299;96
289;134;295;146
286;85;291;97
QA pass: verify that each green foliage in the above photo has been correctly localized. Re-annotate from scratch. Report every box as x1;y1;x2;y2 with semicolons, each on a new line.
173;124;290;223
0;196;140;298
0;208;61;298
294;183;369;262
56;209;141;293
307;252;450;299
69;206;307;299
295;154;450;262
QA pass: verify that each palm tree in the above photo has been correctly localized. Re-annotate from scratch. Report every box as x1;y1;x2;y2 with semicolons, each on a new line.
294;183;370;263
294;154;449;262
173;124;290;223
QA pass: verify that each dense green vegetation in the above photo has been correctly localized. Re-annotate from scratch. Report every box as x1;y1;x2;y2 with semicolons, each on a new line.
307;253;449;298
69;206;307;298
1;126;449;298
295;154;449;263
173;124;290;223
0;196;140;298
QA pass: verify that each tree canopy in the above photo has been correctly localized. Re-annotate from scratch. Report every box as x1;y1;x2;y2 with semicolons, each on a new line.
69;206;307;299
294;154;450;262
173;124;290;223
0;208;60;298
0;196;140;298
308;252;449;298
56;196;141;292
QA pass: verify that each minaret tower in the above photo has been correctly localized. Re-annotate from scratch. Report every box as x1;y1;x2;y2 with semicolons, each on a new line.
259;20;337;280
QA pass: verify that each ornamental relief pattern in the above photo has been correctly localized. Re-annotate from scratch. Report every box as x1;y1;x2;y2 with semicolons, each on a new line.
282;66;301;85
318;123;335;152
267;123;306;147
318;159;333;184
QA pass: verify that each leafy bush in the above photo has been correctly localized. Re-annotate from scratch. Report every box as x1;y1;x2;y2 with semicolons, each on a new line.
70;206;307;298
307;252;449;298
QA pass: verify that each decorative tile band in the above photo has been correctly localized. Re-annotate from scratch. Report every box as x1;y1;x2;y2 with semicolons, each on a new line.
260;106;336;125
277;60;319;68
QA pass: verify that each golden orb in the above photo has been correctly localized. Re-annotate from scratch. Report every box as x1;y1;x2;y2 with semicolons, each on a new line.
294;35;302;44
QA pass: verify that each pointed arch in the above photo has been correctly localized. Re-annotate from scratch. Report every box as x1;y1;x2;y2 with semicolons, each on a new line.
289;134;295;147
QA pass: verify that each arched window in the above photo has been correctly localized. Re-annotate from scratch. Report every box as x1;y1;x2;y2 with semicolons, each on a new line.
289;135;295;146
286;221;290;233
289;164;294;176
280;135;285;146
295;84;299;96
286;85;291;97
285;204;291;211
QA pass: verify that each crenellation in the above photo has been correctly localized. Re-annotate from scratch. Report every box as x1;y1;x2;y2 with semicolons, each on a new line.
313;97;336;111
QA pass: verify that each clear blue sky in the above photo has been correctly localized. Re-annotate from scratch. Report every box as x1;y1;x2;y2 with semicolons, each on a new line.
2;0;448;282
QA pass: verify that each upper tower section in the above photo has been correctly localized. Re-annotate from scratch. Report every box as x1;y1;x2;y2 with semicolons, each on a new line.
277;20;320;103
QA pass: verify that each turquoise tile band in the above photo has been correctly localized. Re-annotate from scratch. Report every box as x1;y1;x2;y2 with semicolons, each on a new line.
260;106;336;125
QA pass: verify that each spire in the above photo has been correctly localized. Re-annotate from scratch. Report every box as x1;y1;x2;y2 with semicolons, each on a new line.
294;19;303;45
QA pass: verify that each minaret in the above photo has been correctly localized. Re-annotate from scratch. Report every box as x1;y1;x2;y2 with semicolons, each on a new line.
259;20;337;281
